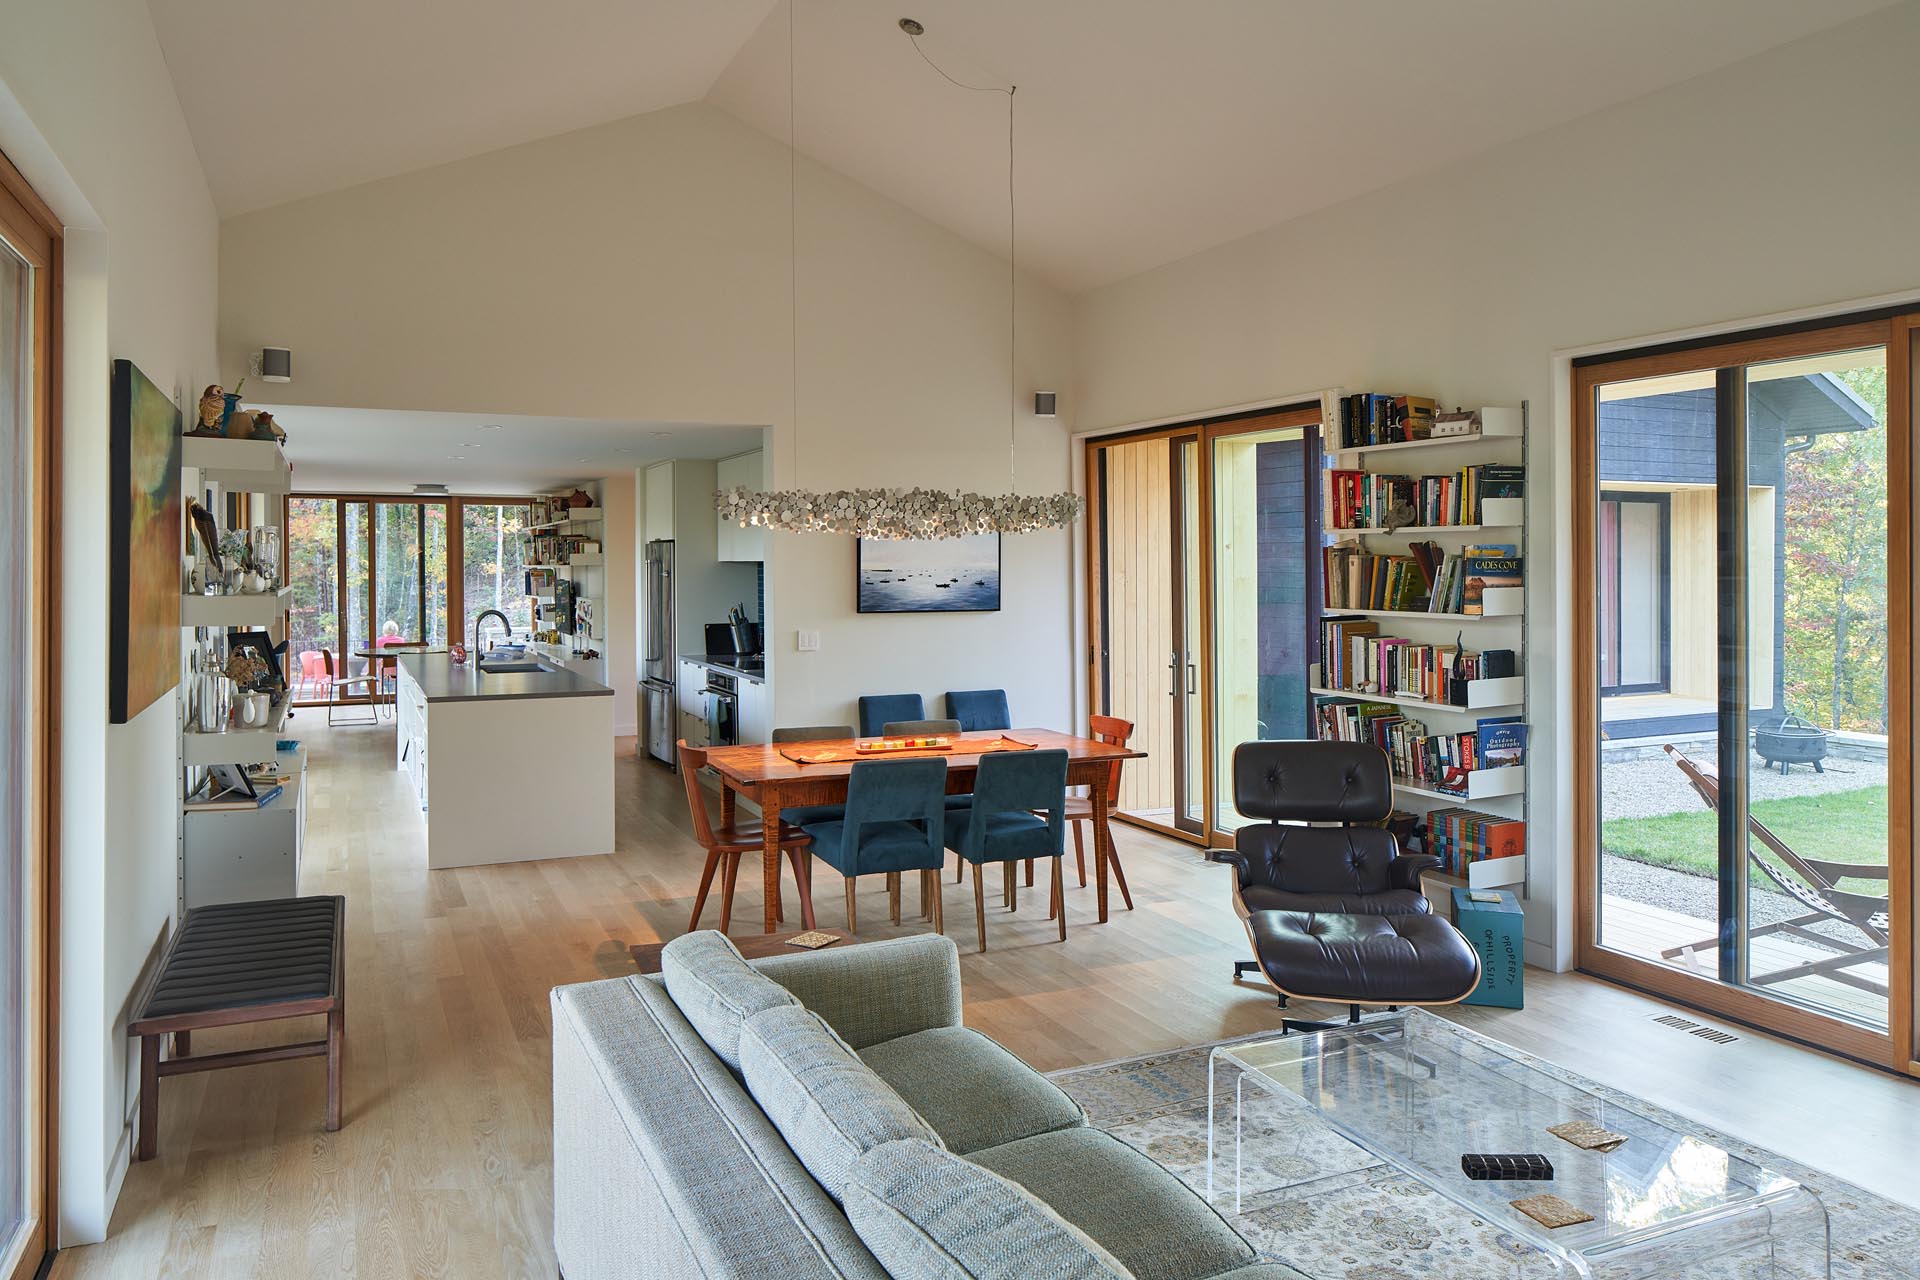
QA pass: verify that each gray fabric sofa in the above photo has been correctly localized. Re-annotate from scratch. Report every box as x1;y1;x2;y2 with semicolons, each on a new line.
552;931;1310;1280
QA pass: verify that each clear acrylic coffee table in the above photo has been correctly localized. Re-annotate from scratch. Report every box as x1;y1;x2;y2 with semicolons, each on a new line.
1207;1012;1829;1279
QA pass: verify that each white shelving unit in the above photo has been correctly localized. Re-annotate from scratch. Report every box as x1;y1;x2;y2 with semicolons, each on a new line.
180;585;294;628
1316;402;1529;906
178;432;303;911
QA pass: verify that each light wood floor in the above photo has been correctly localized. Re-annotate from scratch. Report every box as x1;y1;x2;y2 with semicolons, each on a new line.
56;722;1920;1277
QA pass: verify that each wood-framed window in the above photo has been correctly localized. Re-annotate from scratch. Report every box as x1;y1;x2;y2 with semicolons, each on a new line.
1573;310;1917;1075
0;144;62;1280
282;493;535;705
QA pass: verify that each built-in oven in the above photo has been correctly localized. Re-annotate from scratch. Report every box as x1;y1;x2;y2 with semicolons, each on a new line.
703;670;739;748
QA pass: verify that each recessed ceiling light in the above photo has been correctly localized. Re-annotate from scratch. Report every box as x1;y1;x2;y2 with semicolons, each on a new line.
459;441;477;448
478;423;502;430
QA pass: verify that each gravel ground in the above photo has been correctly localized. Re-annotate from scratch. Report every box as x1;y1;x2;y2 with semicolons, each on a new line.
1600;755;1887;820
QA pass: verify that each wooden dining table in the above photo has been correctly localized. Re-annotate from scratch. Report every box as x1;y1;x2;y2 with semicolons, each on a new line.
700;729;1147;934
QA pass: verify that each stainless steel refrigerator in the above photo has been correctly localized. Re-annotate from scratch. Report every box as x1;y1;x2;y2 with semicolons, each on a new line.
642;539;676;765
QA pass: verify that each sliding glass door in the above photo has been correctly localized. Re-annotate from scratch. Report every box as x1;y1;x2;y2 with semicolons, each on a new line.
1577;317;1915;1069
1088;406;1324;846
0;152;55;1280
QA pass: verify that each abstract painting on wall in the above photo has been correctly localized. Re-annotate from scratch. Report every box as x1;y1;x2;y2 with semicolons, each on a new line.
110;359;182;723
857;533;1001;613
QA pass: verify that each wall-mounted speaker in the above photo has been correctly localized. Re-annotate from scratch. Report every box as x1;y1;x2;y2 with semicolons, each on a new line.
260;347;292;383
1034;391;1057;417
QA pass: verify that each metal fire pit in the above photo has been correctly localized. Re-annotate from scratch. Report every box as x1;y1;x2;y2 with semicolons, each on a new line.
1753;714;1830;775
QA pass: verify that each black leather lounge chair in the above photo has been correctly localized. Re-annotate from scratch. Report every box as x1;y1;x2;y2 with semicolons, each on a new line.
1209;740;1481;1033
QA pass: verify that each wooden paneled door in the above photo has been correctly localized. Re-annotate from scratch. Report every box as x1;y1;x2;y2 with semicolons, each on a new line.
1086;404;1324;847
1574;312;1917;1074
1088;431;1205;838
0;147;60;1280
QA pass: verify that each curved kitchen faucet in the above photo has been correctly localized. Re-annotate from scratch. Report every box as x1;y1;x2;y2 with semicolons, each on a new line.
473;608;512;653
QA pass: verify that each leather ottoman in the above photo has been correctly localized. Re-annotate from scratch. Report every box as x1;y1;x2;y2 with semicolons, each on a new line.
1244;909;1482;1029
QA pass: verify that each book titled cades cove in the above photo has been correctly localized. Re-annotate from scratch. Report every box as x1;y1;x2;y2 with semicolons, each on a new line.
1461;543;1521;615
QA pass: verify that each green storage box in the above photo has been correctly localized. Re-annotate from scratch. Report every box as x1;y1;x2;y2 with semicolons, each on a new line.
1452;887;1524;1008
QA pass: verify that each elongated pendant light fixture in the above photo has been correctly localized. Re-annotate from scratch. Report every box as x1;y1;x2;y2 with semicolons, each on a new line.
716;7;1082;540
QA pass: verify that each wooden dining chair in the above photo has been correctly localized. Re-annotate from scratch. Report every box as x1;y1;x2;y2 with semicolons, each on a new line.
679;741;816;934
1043;714;1136;917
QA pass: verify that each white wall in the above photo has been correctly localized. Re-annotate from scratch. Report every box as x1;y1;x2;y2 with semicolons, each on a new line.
219;102;1078;733
0;0;219;1244
1072;1;1920;969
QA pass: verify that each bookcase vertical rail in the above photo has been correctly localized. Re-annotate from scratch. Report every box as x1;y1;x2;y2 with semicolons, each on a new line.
1315;399;1530;914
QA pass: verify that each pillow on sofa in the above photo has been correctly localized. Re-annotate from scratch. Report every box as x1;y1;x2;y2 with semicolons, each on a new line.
845;1139;1133;1280
658;930;799;1071
739;1005;943;1201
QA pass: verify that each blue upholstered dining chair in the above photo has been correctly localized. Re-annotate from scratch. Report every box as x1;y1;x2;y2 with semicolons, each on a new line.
945;689;1011;733
944;750;1069;952
858;693;925;738
771;724;854;829
801;757;950;935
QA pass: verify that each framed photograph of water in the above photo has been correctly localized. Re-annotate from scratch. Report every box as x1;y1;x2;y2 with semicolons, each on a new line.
858;534;1001;613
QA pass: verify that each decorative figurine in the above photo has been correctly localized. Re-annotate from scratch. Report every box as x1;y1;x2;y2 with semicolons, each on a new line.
193;385;227;436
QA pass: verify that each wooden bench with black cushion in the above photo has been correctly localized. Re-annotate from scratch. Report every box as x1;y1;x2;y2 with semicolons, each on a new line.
128;895;345;1160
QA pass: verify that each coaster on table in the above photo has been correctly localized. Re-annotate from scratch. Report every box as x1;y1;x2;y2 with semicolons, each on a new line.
1547;1120;1628;1153
785;931;842;950
1510;1193;1594;1229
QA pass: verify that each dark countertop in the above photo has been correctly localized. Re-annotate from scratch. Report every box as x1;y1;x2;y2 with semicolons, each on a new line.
678;654;766;684
398;652;613;702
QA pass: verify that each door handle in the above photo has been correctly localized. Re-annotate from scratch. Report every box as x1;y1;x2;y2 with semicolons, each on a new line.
1188;661;1197;695
1169;651;1179;697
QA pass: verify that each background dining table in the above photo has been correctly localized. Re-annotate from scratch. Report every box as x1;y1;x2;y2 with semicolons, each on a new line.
700;729;1147;933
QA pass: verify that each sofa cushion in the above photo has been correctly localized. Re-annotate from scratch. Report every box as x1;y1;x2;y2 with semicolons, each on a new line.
860;1027;1086;1155
969;1128;1254;1280
755;934;964;1050
740;1005;943;1202
845;1139;1134;1279
658;930;801;1071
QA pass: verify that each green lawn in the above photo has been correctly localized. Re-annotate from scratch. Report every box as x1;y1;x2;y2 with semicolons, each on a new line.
1602;785;1888;890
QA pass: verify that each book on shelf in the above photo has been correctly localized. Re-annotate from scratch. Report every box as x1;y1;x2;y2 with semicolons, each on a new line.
1324;464;1526;530
1477;716;1527;767
1338;393;1437;448
1317;619;1514;706
1313;701;1484;794
1424;806;1526;876
1460;544;1522;615
1323;540;1442;611
187;783;284;813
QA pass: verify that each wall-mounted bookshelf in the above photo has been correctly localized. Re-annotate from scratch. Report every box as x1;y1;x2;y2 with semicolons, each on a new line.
1314;400;1529;906
177;432;303;912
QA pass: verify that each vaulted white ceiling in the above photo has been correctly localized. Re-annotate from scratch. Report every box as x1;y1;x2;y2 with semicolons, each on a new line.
152;0;1896;292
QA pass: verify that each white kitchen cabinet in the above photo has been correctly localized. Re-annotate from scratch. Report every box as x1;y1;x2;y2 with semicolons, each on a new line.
737;675;769;745
643;461;675;543
715;449;766;563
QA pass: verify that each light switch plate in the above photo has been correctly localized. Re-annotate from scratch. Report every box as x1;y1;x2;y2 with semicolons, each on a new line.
796;629;821;652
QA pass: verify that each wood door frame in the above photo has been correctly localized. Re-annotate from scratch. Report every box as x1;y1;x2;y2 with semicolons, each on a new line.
1572;315;1915;1073
0;144;62;1280
1083;403;1323;848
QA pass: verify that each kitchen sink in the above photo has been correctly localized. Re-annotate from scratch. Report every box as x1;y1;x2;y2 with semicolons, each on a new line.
478;659;549;674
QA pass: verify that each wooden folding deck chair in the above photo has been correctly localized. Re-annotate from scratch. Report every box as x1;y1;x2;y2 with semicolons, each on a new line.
1657;744;1889;995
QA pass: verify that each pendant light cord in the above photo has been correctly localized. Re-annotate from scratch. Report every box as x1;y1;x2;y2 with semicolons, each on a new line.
908;29;1018;496
789;0;800;491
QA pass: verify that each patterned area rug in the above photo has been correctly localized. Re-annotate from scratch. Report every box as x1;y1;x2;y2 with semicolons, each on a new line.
1048;1015;1919;1279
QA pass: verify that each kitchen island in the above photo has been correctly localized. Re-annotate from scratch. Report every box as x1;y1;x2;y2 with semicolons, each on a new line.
394;652;615;869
